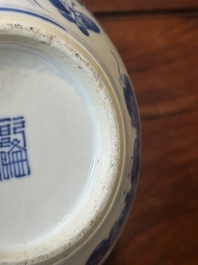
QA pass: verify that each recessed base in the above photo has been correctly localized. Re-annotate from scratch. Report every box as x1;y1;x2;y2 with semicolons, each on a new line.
0;19;121;264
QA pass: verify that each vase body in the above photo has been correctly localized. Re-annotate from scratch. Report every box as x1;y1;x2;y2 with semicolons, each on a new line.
0;1;141;264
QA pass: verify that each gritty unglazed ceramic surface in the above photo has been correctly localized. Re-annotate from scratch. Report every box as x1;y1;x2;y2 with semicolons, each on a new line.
0;1;141;265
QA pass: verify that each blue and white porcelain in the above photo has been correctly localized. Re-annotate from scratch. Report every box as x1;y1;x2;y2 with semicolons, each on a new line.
0;1;141;264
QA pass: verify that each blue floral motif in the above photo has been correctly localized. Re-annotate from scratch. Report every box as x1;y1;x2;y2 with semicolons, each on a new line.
86;53;141;265
111;51;140;132
49;0;100;36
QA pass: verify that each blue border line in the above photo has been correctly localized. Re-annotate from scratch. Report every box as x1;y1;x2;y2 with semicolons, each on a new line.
0;8;66;30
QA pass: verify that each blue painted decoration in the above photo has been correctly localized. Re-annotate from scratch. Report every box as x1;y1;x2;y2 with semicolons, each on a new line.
0;117;31;181
49;0;100;36
86;137;140;265
111;51;140;132
86;53;141;265
0;1;100;35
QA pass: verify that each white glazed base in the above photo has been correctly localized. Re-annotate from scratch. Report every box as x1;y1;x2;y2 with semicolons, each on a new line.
0;16;124;265
0;42;97;247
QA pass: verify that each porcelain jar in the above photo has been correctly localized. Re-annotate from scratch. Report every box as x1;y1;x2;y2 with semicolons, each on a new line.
0;1;141;264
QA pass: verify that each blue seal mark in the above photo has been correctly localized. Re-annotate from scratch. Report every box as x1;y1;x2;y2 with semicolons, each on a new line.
0;116;31;181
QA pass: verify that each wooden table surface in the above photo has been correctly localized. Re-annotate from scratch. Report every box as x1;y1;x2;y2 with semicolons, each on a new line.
84;1;198;264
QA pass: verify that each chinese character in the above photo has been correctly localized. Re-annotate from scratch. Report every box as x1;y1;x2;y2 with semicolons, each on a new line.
0;117;31;181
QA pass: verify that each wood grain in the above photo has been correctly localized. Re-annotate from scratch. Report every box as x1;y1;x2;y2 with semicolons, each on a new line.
83;0;198;13
97;15;198;265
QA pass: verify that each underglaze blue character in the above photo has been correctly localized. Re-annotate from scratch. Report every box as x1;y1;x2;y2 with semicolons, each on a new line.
0;117;30;181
